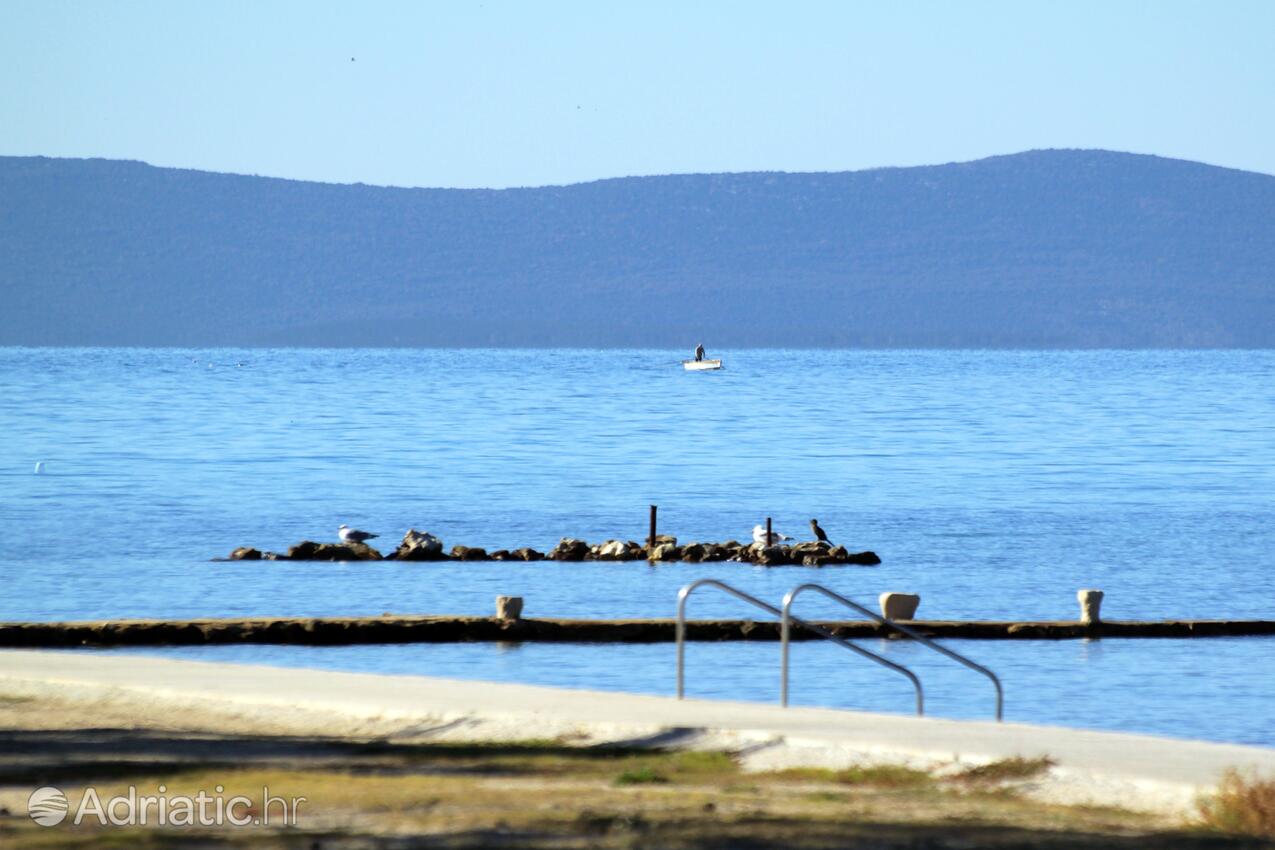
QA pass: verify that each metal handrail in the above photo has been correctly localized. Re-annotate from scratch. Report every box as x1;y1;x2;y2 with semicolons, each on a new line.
782;583;1003;721
676;579;924;715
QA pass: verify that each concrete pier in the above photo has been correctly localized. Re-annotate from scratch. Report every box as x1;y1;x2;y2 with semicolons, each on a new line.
1;615;1272;647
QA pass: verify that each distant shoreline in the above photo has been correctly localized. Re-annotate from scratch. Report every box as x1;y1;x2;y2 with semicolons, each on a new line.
6;149;1273;348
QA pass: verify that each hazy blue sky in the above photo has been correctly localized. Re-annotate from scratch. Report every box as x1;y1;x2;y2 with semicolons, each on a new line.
3;0;1273;188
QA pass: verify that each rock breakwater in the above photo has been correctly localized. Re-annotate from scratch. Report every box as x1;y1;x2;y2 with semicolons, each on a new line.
223;531;881;566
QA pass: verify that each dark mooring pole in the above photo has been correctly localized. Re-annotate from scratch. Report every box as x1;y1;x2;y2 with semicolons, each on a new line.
649;505;658;557
766;516;772;546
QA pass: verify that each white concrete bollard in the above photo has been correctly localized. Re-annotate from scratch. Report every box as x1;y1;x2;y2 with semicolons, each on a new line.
496;596;524;621
1077;589;1104;625
879;592;920;621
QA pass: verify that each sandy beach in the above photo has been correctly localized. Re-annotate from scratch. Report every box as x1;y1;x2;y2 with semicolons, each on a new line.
2;650;1272;848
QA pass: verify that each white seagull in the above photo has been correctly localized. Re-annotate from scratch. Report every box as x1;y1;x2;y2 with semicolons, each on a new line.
752;524;792;546
339;524;378;544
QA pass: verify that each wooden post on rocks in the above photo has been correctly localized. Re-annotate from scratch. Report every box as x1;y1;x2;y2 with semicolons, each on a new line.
766;516;772;546
649;505;658;558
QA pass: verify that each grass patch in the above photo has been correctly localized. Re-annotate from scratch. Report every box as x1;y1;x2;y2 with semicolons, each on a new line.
609;749;737;786
770;764;933;788
836;765;933;787
951;756;1056;784
0;755;1195;850
769;766;841;782
664;750;737;774
1198;768;1275;838
355;739;739;781
614;766;669;785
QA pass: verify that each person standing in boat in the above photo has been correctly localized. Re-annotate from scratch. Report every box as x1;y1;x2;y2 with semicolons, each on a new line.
694;343;705;362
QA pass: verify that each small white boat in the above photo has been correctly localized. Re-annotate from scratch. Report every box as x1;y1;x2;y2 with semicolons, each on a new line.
682;358;723;371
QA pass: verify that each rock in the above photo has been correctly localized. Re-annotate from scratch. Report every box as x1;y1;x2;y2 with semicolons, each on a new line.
548;538;590;561
1077;589;1104;625
791;541;830;557
681;542;707;562
593;539;640;561
451;545;488;561
512;547;544;561
489;549;515;561
393;529;446;561
747;542;790;562
496;596;524;620
285;540;383;561
802;554;837;567
699;544;728;562
653;534;677;546
755;546;792;567
879;592;920;620
286;541;320;559
845;550;881;565
650;543;682;561
343;542;383;561
228;547;262;561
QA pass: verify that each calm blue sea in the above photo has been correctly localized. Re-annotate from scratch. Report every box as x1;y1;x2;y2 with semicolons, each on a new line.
2;348;1273;744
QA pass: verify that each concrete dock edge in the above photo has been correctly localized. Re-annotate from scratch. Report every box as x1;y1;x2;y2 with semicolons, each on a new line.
2;615;1273;647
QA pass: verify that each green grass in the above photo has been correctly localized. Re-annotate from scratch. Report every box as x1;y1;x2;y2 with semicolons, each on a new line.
611;749;738;786
614;766;669;785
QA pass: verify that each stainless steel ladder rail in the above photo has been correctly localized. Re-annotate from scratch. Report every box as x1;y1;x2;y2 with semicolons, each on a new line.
676;578;924;715
781;583;1003;720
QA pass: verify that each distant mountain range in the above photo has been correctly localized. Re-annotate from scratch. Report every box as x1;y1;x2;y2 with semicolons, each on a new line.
2;149;1272;347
